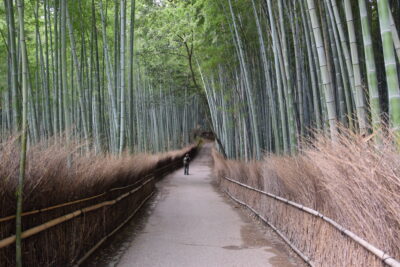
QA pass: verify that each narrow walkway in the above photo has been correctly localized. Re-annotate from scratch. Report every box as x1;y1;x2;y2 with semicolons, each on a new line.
115;143;300;267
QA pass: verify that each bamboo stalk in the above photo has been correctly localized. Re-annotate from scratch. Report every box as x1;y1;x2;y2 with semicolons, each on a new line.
15;0;29;265
119;0;127;154
343;0;368;133
377;0;400;135
359;0;382;134
307;0;338;140
4;0;20;132
265;0;289;154
388;10;400;61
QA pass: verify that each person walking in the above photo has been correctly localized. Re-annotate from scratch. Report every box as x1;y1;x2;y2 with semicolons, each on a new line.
183;153;191;175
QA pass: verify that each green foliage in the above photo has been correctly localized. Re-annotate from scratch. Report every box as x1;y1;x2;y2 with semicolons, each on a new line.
0;0;246;101
136;0;193;89
135;0;239;95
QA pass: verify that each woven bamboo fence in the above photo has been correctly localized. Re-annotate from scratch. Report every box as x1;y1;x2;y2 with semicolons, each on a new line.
0;146;198;266
220;176;400;267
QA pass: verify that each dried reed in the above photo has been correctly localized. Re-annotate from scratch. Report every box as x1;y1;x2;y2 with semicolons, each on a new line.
0;138;197;266
213;129;400;267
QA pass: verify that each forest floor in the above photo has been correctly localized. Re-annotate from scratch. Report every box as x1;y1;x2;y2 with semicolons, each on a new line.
86;143;304;267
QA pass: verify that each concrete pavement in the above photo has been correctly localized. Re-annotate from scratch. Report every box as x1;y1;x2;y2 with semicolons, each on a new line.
115;143;301;267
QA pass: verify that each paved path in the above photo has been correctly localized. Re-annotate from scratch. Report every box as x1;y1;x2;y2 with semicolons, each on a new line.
116;143;300;267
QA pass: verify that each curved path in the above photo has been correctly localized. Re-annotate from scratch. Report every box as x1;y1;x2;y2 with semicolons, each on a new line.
110;143;301;267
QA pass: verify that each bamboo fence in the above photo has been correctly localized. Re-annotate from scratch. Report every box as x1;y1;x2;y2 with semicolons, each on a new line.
73;191;155;266
222;176;400;267
0;161;179;224
0;155;188;266
0;176;154;249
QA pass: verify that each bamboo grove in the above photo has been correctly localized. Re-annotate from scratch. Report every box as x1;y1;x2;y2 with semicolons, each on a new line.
0;0;206;154
2;0;400;159
195;0;400;159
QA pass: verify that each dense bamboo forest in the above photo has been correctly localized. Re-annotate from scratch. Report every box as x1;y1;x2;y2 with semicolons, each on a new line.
2;0;400;158
198;0;400;159
0;0;206;154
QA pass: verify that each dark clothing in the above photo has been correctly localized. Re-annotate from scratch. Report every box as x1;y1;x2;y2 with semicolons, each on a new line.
184;165;189;175
183;155;191;175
